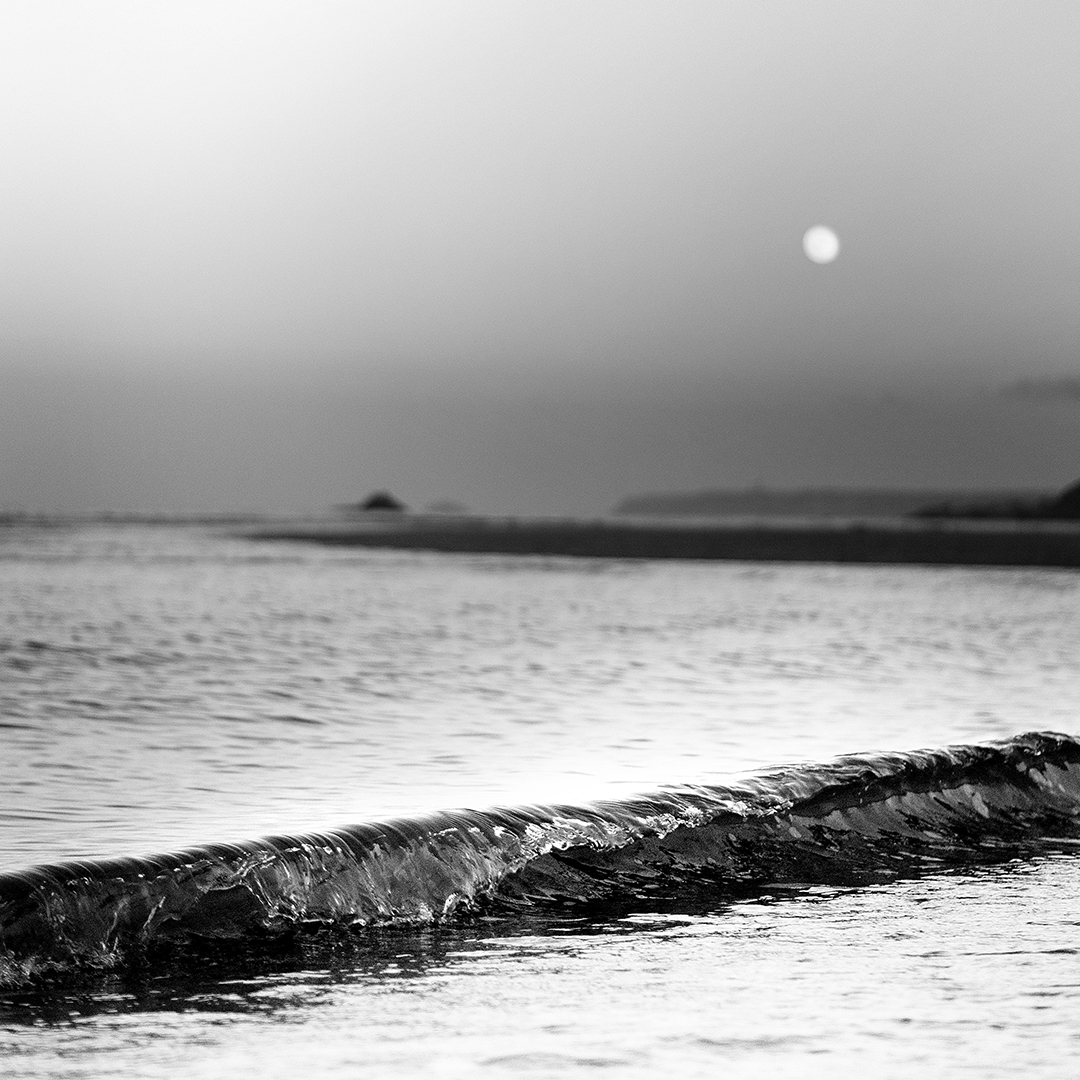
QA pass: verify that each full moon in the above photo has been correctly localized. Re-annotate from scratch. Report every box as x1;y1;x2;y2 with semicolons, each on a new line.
803;225;840;264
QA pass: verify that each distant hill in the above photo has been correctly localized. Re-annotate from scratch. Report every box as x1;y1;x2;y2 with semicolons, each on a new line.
614;489;1049;519
914;477;1080;520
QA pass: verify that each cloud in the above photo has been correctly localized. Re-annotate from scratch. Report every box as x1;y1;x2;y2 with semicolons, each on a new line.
1000;376;1080;402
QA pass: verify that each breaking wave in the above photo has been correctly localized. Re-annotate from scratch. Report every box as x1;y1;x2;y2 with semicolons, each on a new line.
3;731;1080;985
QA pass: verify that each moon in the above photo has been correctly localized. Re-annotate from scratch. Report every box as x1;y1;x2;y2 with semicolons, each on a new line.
803;225;840;264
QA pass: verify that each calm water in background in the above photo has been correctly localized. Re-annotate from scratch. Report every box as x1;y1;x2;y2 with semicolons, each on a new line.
2;521;1080;1077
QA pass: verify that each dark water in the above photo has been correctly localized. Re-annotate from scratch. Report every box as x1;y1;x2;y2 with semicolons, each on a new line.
2;522;1080;1077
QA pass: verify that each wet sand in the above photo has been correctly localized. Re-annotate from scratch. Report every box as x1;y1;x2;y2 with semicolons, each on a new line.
242;515;1080;568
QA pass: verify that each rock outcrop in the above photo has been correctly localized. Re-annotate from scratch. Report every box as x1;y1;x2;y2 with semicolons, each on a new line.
358;491;406;512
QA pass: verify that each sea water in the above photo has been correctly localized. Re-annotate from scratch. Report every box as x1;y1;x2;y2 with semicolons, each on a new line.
1;521;1079;1077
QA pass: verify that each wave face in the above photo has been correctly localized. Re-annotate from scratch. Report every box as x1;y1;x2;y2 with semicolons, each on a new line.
3;731;1080;983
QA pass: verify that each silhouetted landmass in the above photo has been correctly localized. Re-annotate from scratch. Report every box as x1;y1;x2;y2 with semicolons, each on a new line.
347;491;407;512
1056;479;1080;518
243;514;1080;569
614;488;1041;519
914;477;1080;521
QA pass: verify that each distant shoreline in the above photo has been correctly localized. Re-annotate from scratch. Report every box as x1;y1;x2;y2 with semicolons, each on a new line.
613;488;1050;519
242;514;1080;569
615;481;1080;523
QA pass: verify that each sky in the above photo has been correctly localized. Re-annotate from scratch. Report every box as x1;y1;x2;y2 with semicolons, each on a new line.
2;0;1080;515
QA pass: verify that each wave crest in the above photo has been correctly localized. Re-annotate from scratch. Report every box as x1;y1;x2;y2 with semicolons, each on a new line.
3;731;1079;983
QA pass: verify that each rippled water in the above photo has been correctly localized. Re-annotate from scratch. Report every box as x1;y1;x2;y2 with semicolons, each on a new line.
2;521;1080;1076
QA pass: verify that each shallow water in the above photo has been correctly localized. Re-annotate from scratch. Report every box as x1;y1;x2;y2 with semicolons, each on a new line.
2;522;1080;1076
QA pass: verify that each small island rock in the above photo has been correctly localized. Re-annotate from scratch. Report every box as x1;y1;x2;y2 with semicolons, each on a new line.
359;491;407;512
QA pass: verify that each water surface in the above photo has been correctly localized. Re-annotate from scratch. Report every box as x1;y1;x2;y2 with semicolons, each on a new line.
2;522;1079;1076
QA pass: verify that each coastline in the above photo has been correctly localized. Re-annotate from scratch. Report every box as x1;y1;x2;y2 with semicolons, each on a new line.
240;514;1080;569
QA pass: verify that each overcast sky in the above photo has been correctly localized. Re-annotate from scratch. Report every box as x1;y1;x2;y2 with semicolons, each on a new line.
3;1;1080;514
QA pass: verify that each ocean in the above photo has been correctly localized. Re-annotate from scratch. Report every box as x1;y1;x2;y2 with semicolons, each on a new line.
2;520;1080;1078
